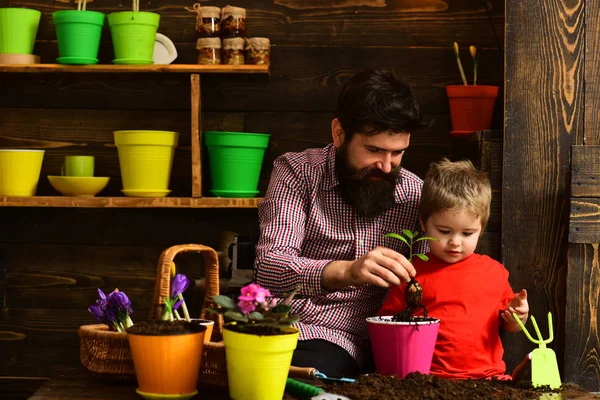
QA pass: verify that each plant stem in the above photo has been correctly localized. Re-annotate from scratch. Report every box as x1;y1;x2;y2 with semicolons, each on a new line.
178;293;191;321
453;42;468;85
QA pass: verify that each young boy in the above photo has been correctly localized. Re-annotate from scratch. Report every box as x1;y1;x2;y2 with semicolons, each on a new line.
378;158;529;380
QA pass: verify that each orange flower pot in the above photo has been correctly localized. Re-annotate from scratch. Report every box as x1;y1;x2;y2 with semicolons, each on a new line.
446;85;499;136
128;323;206;399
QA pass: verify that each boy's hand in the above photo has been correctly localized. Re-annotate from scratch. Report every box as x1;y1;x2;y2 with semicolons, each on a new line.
501;289;529;326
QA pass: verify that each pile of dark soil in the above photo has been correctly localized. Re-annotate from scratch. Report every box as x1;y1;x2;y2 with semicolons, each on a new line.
126;320;205;335
284;372;590;400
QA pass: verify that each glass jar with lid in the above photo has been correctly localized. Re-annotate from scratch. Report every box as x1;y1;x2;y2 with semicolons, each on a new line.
220;5;246;38
222;37;245;65
245;37;270;66
196;37;221;65
186;4;221;38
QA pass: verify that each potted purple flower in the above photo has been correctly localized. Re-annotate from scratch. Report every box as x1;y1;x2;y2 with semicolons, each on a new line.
126;265;208;400
208;283;299;400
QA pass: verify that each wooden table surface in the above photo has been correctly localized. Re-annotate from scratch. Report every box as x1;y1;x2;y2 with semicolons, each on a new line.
2;375;599;400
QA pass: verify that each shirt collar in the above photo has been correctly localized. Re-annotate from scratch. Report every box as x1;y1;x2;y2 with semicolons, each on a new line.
324;143;410;205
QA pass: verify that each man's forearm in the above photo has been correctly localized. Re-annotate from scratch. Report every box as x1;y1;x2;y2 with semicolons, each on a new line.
321;260;352;292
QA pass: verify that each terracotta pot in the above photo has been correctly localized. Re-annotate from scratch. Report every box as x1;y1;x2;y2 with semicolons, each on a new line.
446;85;499;136
128;321;206;399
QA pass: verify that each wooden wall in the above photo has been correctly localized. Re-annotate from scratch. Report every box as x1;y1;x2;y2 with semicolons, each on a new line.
505;0;599;391
0;0;504;378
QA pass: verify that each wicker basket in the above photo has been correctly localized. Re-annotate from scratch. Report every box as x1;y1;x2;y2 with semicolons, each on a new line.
78;244;228;387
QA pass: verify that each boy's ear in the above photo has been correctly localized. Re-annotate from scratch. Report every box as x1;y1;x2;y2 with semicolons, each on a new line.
419;218;427;233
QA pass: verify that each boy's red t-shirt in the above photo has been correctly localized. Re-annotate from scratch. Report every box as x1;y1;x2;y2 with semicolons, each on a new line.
378;253;516;380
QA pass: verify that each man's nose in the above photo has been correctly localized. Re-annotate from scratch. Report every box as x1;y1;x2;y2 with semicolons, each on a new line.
376;154;393;173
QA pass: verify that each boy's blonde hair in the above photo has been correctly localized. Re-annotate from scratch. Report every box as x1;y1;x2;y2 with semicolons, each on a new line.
419;158;492;230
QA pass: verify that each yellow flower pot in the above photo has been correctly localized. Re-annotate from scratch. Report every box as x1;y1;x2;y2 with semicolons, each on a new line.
223;327;299;400
113;130;179;197
0;149;44;196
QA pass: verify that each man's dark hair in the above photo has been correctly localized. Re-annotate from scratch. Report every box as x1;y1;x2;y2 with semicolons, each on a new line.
335;68;425;141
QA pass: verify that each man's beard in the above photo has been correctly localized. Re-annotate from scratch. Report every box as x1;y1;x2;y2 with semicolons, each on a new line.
335;145;401;218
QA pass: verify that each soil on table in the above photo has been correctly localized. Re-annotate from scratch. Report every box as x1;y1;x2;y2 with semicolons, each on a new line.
284;372;591;400
126;320;205;335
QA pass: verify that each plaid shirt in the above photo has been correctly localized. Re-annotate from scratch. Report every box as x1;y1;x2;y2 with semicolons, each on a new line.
255;144;426;365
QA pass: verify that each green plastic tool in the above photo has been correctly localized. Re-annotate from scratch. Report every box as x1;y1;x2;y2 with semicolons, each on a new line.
285;378;351;400
512;312;562;390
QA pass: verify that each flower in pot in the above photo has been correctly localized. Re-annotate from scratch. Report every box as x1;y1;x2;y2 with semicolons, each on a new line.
446;42;499;136
208;284;300;400
127;271;207;400
367;230;440;378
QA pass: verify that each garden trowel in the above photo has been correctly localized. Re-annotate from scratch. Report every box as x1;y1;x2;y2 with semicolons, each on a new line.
512;312;562;390
285;378;351;400
289;366;357;383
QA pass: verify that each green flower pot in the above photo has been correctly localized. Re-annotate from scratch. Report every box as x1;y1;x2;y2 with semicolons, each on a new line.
0;8;41;54
108;11;160;65
204;131;271;198
53;10;105;65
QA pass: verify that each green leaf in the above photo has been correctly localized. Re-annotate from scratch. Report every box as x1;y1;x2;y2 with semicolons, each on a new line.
416;253;429;262
385;232;409;246
271;304;292;314
412;230;419;238
213;295;236;309
402;229;414;239
249;311;264;320
279;315;300;324
414;236;438;243
204;307;222;315
224;310;249;322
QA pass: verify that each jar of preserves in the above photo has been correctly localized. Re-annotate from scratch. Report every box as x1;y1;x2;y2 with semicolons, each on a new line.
245;37;270;66
196;38;221;65
220;5;246;38
222;37;245;65
186;4;221;38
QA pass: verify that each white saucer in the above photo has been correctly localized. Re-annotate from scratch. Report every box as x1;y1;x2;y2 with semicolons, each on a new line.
153;33;177;64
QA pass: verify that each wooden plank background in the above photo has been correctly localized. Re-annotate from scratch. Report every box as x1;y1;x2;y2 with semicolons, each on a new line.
0;0;505;378
504;0;600;391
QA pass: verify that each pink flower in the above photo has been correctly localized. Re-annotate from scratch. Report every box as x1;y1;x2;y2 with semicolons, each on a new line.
238;283;271;304
237;299;256;314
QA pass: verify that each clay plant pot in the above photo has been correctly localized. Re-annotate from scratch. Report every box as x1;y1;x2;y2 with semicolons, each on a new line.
446;85;499;136
127;320;206;399
367;316;440;378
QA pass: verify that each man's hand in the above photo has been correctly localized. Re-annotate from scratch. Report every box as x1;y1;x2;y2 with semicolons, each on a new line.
501;289;529;332
322;247;416;292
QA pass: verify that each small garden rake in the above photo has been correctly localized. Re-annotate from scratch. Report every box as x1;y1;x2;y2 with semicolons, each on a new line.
512;312;561;390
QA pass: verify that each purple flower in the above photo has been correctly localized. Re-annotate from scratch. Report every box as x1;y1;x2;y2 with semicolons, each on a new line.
88;305;105;322
171;274;189;298
173;299;183;311
108;290;133;315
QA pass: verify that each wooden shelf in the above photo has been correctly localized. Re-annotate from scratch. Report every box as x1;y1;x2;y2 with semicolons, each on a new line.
0;64;270;74
0;196;262;208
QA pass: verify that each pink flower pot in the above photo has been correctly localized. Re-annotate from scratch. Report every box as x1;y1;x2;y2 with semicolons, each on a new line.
367;316;440;378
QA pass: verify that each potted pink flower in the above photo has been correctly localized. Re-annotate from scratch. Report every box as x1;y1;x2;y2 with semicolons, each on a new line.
209;283;299;400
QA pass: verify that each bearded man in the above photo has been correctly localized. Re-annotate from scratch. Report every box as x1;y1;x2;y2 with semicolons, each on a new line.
254;68;429;378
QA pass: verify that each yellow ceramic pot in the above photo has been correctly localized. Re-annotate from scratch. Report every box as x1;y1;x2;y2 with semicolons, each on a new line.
223;327;299;400
0;149;44;196
113;130;179;197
